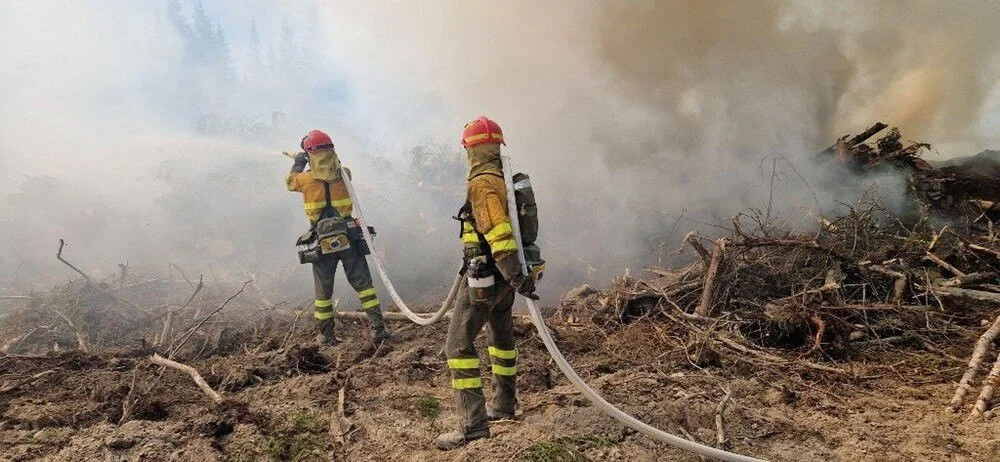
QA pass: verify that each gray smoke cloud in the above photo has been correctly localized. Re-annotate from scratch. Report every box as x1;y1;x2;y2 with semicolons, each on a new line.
2;1;999;303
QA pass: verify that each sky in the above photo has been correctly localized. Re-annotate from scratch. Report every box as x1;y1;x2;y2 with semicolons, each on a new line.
2;0;999;303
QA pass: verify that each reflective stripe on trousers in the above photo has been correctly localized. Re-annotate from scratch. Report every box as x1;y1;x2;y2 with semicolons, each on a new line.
448;357;482;389
489;346;517;376
357;287;380;310
314;298;334;319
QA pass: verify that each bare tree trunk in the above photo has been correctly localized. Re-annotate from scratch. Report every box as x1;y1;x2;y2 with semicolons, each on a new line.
696;238;727;317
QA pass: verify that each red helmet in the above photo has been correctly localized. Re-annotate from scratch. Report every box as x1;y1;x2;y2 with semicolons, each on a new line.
301;130;334;153
461;116;505;148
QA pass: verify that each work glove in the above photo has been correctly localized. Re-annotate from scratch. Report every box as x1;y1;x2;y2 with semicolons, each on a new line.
289;151;309;173
511;273;539;300
495;255;539;300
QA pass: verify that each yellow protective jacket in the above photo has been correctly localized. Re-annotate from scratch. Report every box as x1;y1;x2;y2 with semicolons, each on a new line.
462;171;517;262
286;168;353;222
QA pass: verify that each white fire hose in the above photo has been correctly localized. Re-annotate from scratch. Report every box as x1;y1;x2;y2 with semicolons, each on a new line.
341;162;765;462
341;167;459;325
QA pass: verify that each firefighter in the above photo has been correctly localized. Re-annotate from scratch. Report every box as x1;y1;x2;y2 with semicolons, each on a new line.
286;130;390;344
436;117;538;450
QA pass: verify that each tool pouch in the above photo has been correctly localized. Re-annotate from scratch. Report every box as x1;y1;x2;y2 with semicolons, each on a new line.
298;246;321;264
296;230;317;246
295;230;320;264
466;256;496;303
316;217;350;254
346;222;376;255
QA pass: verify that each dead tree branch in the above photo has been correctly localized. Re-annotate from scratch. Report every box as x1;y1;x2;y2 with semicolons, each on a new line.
0;369;57;394
937;272;998;288
53;310;89;353
696;238;727;317
56;239;150;315
950;314;1000;412
924;252;966;277
933;287;1000;304
685;232;712;265
157;275;205;348
56;239;91;283
717;336;846;374
149;353;222;404
169;280;250;358
329;385;352;445
972;351;1000;418
715;386;732;448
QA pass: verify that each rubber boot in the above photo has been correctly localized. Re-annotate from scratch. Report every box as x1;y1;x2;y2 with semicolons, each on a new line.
435;389;490;450
365;306;391;342
315;318;338;346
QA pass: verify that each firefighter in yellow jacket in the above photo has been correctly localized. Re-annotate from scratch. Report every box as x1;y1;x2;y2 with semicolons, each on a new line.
286;130;390;344
436;117;538;449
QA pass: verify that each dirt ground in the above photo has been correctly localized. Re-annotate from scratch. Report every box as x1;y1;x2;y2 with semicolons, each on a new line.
2;302;999;462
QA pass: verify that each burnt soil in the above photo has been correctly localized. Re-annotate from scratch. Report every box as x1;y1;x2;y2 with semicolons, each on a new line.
2;305;999;462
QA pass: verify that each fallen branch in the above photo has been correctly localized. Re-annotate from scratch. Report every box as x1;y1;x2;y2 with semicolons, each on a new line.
972;351;1000;418
862;264;907;303
967;244;1000;260
717;336;846;374
149;353;222;404
933;287;1000;304
817;122;888;157
928;226;949;252
715;386;732;448
937;272;998;288
950;314;1000;412
329;385;352;445
0;369;57;394
924;252;966;277
768;280;842;307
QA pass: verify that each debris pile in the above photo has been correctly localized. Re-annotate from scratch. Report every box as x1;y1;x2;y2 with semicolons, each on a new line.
821;122;1000;225
558;123;1000;410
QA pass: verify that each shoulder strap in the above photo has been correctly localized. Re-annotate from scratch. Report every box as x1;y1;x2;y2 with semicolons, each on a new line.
321;181;340;219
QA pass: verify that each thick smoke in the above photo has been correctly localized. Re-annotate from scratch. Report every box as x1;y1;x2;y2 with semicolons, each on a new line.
2;1;1000;303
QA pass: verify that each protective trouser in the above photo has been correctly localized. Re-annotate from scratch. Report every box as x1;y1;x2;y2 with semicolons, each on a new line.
445;277;517;433
311;244;387;341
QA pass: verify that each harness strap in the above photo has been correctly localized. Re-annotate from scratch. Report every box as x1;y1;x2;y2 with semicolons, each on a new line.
321;181;340;220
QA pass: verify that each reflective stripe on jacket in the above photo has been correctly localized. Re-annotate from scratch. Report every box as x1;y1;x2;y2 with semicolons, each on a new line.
464;172;516;262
